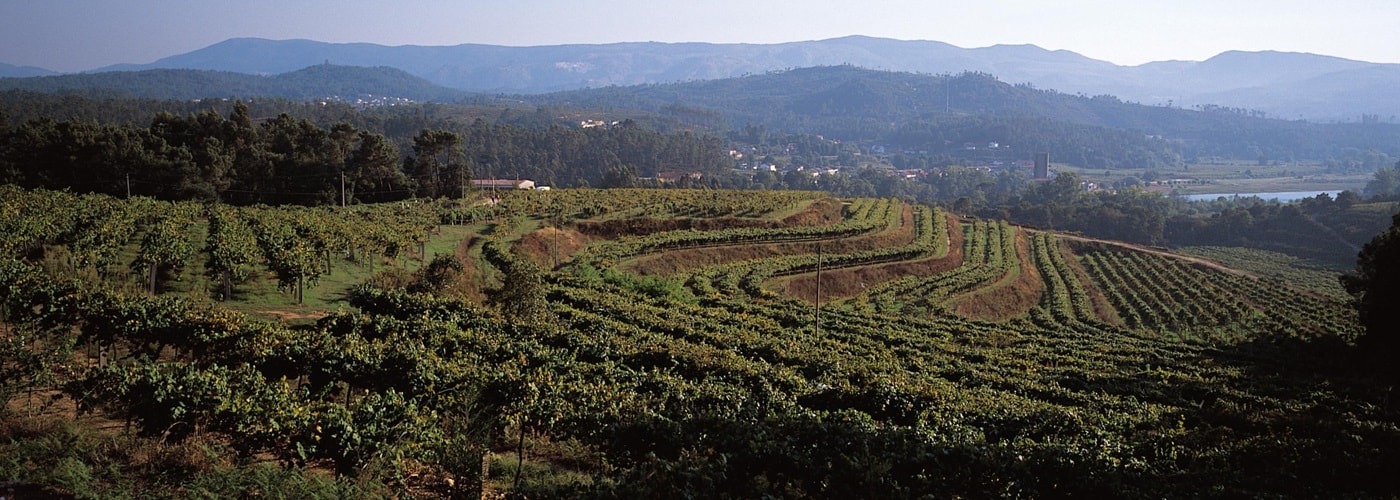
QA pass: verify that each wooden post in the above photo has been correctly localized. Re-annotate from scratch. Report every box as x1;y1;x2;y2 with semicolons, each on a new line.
814;241;822;336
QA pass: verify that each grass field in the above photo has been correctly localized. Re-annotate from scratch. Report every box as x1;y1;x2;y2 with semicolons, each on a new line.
1058;161;1371;195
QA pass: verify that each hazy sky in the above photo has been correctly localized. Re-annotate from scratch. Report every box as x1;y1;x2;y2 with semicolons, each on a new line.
4;0;1399;72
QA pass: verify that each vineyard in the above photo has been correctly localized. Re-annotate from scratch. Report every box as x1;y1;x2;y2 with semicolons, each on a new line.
2;186;1396;498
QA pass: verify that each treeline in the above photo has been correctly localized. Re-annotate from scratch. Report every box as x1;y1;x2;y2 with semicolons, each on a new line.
0;89;370;128
883;114;1185;170
0;102;732;204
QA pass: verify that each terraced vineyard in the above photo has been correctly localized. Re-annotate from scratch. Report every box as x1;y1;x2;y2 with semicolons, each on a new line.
2;186;1394;498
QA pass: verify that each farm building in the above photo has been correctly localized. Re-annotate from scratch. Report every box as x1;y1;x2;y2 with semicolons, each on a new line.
472;179;536;190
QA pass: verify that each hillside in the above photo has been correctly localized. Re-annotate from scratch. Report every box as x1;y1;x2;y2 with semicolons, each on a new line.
80;36;1400;121
8;63;1398;165
539;66;1400;162
0;64;471;102
2;186;1395;497
0;62;56;78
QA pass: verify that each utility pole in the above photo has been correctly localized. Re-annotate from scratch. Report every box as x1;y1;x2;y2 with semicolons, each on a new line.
489;164;496;198
340;171;347;207
126;173;131;198
814;240;822;336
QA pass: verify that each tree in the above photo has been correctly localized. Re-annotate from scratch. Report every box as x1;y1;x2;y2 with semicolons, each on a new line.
483;240;548;324
1341;213;1400;376
1364;163;1400;200
409;129;467;198
346;131;410;204
1335;190;1361;211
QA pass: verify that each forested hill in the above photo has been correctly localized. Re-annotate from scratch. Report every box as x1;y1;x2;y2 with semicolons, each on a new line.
75;36;1400;121
539;66;1400;162
0;62;56;78
6;64;1400;167
0;64;472;103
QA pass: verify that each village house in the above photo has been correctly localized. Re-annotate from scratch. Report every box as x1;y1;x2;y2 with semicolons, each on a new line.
472;179;536;190
655;171;703;184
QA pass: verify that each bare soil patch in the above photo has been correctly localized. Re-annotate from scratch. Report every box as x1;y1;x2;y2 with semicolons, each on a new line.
257;309;329;322
952;229;1045;321
783;214;965;302
575;217;775;239
515;227;591;270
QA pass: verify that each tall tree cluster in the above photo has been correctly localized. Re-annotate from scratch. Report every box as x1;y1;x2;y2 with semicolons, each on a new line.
0;102;411;205
0;103;733;203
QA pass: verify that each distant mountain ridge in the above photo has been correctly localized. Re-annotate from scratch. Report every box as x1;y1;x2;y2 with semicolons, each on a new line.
63;36;1400;121
0;62;56;78
0;64;469;102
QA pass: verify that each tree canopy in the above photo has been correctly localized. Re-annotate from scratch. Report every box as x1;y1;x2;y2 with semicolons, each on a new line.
1342;213;1400;376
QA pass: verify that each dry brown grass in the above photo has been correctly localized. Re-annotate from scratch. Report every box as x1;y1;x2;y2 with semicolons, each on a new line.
514;227;591;270
951;229;1045;321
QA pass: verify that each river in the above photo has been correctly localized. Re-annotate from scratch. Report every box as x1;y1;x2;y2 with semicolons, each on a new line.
1178;190;1345;203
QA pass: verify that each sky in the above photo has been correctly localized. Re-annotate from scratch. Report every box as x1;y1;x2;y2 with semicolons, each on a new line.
4;0;1400;72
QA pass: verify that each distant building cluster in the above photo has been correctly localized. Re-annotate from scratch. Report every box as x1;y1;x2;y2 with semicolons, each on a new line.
319;94;416;108
580;119;623;129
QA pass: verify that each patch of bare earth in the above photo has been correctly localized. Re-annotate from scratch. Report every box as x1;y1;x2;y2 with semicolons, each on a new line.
447;235;489;302
258;309;329;322
514;227;591;270
574;217;775;239
952;229;1045;321
783;214;965;303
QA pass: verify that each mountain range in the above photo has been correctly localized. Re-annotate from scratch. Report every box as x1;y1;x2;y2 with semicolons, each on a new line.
17;36;1390;122
0;64;468;102
5;61;1399;168
0;62;57;78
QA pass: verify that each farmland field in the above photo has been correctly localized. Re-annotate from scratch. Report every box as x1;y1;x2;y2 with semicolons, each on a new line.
1057;160;1372;195
2;186;1396;497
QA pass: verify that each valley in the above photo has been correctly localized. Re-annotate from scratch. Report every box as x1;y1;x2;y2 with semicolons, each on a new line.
3;21;1400;498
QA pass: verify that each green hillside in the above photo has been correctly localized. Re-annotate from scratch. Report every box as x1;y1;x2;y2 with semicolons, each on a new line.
3;186;1394;498
541;66;1400;164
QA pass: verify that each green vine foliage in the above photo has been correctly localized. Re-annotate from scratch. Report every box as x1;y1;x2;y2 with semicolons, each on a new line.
0;187;1394;497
